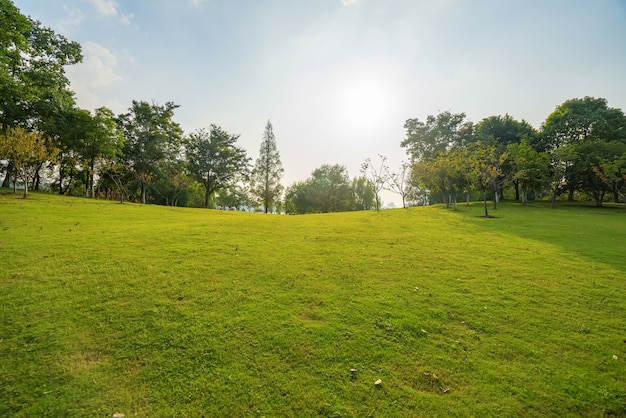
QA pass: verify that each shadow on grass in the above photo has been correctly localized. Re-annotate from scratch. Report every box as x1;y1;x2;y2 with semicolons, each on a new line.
453;201;626;272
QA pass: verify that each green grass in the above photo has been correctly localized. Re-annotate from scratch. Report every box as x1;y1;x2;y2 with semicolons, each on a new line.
1;190;625;417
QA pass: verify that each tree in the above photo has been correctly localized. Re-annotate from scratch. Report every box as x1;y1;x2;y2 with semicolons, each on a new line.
361;155;387;212
567;140;625;207
284;180;311;215
80;107;124;198
410;148;469;209
384;162;412;209
250;120;284;213
541;97;626;200
98;160;128;203
0;1;82;130
401;111;474;206
0;126;58;197
506;138;549;205
401;111;472;161
545;146;569;208
284;164;354;214
466;141;506;217
593;145;626;205
150;159;190;206
351;176;375;210
186;125;250;209
117;100;183;204
475;115;537;200
45;105;89;195
1;0;82;187
411;154;450;206
217;185;253;210
309;164;354;213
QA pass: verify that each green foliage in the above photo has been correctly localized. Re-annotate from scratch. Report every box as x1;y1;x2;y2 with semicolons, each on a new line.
593;146;626;204
466;141;506;217
542;97;626;202
401;111;472;161
0;126;58;197
186;125;250;209
284;164;355;214
475;114;536;148
1;192;625;416
404;102;626;208
506;138;549;204
0;0;82;130
117;100;183;204
411;148;470;209
250;120;283;213
0;0;82;190
351;176;375;210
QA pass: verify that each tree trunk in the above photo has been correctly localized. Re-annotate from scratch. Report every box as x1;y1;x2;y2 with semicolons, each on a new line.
88;158;95;198
483;192;489;217
33;168;41;191
451;183;457;211
204;188;210;209
2;162;13;188
514;179;520;201
141;182;146;204
61;167;74;195
22;175;28;198
492;181;498;210
58;164;64;194
551;190;557;208
568;186;575;201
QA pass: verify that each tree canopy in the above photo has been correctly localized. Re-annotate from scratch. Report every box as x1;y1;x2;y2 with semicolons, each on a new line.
284;164;368;214
186;125;250;209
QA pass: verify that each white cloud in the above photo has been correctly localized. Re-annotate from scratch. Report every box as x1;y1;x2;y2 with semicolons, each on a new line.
90;0;133;25
120;13;133;26
341;0;362;5
80;41;123;87
66;41;125;111
91;0;118;16
57;5;84;35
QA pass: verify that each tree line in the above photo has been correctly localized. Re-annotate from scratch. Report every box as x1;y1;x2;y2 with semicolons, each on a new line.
0;0;384;214
403;98;626;215
0;1;286;211
2;0;625;214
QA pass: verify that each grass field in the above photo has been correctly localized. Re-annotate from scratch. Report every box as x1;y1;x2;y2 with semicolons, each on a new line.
1;189;625;417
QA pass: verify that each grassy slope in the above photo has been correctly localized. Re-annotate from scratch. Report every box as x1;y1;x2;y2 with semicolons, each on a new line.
1;190;625;417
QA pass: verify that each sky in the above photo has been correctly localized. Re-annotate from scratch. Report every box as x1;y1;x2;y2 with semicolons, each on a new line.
13;0;626;207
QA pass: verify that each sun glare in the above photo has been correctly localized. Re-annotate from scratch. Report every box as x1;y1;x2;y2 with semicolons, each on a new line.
334;76;394;133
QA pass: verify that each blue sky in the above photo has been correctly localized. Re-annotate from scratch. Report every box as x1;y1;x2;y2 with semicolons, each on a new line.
14;0;626;206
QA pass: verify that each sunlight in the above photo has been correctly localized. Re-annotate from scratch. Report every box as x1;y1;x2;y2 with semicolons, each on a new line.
333;76;394;133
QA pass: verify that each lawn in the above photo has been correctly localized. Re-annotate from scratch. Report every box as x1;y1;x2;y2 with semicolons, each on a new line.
1;190;625;417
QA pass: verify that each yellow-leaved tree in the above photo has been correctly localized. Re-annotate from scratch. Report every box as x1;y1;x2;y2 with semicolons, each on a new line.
0;126;59;198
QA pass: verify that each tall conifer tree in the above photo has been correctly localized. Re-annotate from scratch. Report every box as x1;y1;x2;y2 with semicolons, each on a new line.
250;120;284;213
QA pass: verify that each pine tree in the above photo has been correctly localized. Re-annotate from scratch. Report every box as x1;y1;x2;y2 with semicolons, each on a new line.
250;120;284;213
